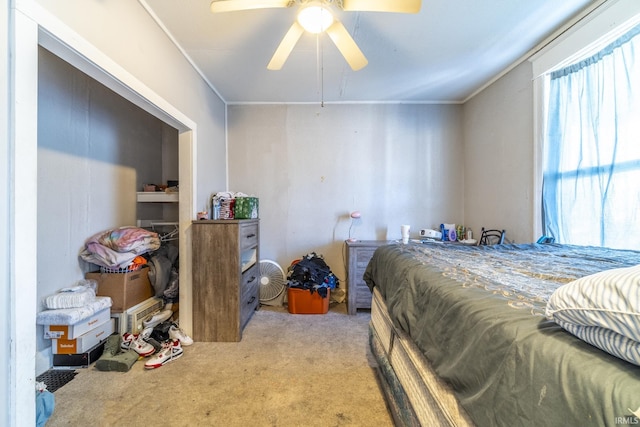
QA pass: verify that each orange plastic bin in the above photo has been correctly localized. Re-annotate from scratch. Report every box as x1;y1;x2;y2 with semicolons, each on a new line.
287;287;330;314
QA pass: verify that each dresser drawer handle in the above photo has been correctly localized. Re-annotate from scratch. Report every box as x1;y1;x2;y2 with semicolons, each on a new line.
245;233;256;238
247;296;256;304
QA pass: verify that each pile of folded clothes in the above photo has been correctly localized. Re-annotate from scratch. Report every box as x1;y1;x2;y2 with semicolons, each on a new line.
79;226;160;271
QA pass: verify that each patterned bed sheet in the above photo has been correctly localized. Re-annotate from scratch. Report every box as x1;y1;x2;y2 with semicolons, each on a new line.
364;242;640;427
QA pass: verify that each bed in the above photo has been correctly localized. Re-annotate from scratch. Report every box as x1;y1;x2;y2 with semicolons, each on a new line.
364;242;640;427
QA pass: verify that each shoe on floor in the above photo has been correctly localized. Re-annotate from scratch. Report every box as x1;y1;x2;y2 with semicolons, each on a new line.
144;340;183;369
139;326;153;340
120;333;135;351
169;324;193;346
120;333;155;357
142;309;173;329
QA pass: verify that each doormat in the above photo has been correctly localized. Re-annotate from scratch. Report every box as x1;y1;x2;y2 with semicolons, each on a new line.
36;370;78;393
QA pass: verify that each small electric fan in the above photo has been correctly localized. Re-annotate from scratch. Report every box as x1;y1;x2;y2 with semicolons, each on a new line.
259;260;286;307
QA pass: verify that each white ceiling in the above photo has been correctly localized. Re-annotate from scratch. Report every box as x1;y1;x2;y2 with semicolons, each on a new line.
141;0;594;104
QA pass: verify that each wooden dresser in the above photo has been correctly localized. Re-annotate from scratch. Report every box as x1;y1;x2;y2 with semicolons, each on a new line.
191;219;260;341
346;240;393;315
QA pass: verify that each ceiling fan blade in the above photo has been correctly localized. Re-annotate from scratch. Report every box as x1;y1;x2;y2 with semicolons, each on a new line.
325;21;368;71
342;0;421;14
210;0;292;13
267;22;305;70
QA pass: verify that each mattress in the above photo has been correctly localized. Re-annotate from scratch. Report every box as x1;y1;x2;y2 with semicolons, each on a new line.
370;286;474;426
364;242;640;427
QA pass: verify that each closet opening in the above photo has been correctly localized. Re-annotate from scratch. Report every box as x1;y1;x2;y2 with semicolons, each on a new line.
34;28;196;375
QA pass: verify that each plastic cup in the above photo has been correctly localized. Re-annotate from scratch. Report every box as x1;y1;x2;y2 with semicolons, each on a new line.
401;225;410;244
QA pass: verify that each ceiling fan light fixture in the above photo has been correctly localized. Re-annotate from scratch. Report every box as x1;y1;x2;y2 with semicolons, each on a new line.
297;4;334;34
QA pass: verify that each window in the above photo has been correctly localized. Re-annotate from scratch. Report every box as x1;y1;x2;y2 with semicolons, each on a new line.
541;23;640;249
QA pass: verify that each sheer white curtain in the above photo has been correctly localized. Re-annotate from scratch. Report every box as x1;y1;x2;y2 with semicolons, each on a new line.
543;24;640;249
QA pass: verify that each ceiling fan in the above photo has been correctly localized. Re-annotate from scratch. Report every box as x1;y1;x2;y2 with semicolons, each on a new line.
210;0;421;71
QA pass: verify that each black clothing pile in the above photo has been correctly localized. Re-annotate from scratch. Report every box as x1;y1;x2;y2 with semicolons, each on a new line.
286;252;338;298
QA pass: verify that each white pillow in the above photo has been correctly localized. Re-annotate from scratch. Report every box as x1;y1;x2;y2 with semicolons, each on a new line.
546;263;640;364
552;320;640;366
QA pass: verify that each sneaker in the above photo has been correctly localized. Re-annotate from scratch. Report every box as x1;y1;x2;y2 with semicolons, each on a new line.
142;309;173;329
144;340;183;369
120;333;155;357
139;326;154;340
120;333;135;351
169;324;193;346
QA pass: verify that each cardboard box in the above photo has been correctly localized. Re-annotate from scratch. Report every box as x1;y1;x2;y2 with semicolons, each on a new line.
52;318;114;354
44;307;111;340
52;339;107;369
287;287;330;314
86;267;153;312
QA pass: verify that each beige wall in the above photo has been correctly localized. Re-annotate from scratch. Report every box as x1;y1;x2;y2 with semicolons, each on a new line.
463;61;536;243
34;0;227;208
227;103;463;284
228;74;539;286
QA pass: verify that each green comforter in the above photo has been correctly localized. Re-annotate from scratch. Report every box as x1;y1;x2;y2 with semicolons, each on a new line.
364;242;640;427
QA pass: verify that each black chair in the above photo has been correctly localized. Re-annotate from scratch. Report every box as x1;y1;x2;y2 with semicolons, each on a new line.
478;227;505;245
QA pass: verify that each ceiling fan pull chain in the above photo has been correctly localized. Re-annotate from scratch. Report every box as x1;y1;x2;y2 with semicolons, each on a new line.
316;33;320;101
321;35;325;107
316;33;325;107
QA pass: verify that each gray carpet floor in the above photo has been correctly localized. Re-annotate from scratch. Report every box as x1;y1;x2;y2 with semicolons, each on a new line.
45;302;394;427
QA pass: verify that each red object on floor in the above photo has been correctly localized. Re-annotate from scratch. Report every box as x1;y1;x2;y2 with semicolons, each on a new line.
287;288;330;314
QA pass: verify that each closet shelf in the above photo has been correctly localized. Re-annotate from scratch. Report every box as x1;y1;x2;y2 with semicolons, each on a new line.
137;219;179;228
136;192;178;203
